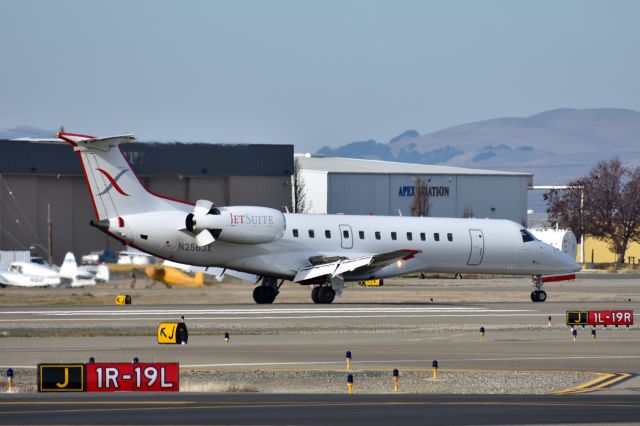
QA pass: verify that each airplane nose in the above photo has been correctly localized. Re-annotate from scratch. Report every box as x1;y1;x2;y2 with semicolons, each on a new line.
559;250;581;272
568;257;582;272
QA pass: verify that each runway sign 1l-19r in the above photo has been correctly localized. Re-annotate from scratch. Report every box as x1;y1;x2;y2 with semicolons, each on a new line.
85;363;179;392
566;310;634;327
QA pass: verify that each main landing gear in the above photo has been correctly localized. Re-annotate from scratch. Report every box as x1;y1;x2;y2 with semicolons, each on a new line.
530;275;547;302
253;276;284;304
311;285;335;304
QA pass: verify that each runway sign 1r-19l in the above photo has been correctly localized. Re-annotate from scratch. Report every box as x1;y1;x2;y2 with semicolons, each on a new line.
85;363;179;392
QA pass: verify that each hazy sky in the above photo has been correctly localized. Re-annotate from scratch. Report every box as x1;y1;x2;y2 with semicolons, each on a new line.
1;0;638;152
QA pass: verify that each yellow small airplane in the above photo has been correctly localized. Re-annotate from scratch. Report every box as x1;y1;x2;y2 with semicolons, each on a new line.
144;265;205;288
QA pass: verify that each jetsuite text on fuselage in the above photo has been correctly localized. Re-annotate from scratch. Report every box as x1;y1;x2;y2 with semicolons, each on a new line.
230;213;275;226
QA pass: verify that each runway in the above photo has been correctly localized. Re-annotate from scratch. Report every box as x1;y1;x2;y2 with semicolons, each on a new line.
0;394;639;425
1;301;638;373
1;277;639;424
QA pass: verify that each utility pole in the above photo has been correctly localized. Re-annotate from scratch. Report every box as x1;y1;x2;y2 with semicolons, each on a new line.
47;203;53;265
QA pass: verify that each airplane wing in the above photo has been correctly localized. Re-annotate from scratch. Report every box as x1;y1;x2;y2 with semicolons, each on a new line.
293;249;421;283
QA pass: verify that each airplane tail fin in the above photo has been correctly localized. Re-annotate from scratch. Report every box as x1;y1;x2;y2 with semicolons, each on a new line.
59;252;78;280
20;132;180;221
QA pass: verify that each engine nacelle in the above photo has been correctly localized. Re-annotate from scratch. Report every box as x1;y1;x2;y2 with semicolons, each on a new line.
187;203;286;245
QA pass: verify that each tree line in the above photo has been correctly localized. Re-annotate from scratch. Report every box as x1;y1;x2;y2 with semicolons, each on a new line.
545;158;640;264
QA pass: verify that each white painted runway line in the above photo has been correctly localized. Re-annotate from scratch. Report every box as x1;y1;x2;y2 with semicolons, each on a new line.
0;306;531;316
0;306;542;321
0;314;559;322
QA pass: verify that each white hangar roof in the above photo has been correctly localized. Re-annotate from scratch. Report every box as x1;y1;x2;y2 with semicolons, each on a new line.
296;155;533;177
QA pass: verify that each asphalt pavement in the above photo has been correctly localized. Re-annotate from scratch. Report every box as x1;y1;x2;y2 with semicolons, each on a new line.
0;393;639;425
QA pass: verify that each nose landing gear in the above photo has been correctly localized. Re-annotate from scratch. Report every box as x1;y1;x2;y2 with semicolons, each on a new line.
531;275;547;302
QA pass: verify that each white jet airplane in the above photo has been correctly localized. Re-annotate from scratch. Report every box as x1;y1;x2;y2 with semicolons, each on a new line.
20;132;580;303
0;252;109;288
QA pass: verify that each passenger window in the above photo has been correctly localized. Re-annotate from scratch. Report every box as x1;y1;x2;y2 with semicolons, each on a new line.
375;231;381;240
325;230;331;238
434;233;440;242
447;233;453;242
359;231;365;239
343;230;349;238
293;229;299;237
407;232;412;241
391;232;397;241
521;229;536;243
308;230;315;238
420;232;426;241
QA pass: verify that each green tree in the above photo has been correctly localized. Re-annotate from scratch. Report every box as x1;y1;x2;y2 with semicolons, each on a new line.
546;159;640;264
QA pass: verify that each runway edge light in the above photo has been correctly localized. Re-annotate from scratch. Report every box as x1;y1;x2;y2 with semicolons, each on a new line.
347;374;353;394
346;351;352;370
6;368;14;393
392;369;399;392
480;326;485;342
224;332;230;344
432;360;438;379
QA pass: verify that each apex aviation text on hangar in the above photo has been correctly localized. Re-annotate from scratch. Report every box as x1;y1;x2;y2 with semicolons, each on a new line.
398;186;450;197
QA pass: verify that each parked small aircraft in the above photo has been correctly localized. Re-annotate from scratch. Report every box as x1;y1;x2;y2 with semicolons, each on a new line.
144;265;205;288
19;132;580;303
0;252;109;287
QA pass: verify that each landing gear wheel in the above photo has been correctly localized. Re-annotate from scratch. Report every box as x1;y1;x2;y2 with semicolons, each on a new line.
311;286;320;303
253;286;277;304
530;290;547;303
318;286;335;304
537;290;547;302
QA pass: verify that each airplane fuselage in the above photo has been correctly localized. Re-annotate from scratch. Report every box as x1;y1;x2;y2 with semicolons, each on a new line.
117;206;577;281
22;131;580;303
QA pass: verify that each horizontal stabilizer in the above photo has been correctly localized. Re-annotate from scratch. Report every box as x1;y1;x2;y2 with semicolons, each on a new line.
13;132;135;147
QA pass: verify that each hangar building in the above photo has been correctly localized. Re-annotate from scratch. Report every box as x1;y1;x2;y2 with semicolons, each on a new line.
0;140;293;264
297;155;532;223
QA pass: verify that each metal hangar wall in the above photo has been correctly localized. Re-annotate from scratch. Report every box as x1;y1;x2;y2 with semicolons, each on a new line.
0;140;293;264
297;155;532;224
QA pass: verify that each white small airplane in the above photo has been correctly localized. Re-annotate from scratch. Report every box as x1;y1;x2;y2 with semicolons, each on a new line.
18;132;580;303
0;252;109;288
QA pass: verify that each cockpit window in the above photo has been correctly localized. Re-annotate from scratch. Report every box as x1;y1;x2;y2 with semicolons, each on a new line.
520;229;537;243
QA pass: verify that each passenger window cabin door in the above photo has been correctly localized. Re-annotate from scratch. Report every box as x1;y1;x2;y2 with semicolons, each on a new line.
339;224;353;249
467;229;484;265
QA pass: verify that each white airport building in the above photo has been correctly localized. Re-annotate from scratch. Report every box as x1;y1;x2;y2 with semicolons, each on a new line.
296;155;533;224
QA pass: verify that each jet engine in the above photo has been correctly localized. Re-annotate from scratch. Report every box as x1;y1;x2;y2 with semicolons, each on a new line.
186;200;286;246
